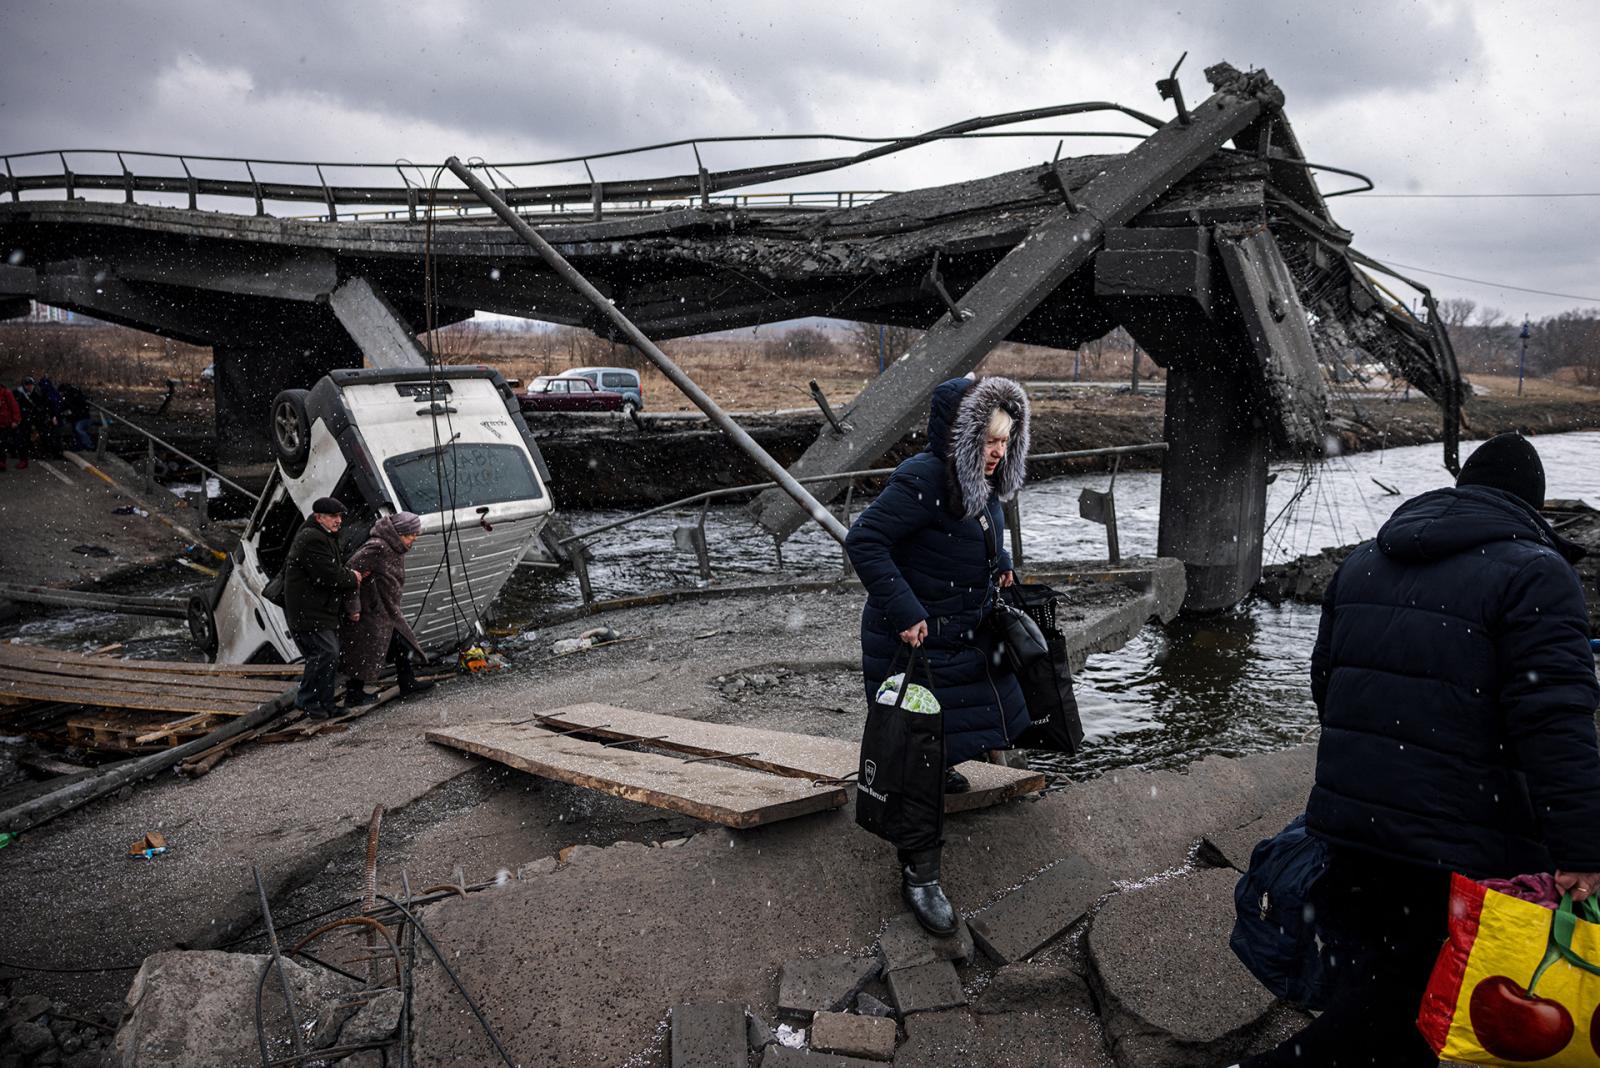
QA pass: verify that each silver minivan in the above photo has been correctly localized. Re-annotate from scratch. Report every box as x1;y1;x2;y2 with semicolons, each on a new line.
560;366;643;413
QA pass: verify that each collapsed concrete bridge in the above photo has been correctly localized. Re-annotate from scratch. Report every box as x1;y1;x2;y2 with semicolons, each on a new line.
0;61;1460;611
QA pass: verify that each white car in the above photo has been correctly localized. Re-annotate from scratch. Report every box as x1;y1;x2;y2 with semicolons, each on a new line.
189;366;555;664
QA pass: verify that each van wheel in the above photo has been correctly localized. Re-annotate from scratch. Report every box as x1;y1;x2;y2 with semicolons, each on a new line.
621;400;639;418
271;389;312;477
187;594;218;658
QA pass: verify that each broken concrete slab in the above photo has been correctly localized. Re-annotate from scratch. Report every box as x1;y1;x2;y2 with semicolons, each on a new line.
670;1002;749;1068
853;993;895;1020
876;912;973;971
972;962;1092;1015
1197;805;1301;873
112;950;357;1067
885;961;966;1016
893;1010;980;1066
968;855;1110;964
341;989;403;1047
762;1046;882;1068
809;1011;897;1062
1086;868;1301;1067
778;956;882;1017
748;1007;777;1052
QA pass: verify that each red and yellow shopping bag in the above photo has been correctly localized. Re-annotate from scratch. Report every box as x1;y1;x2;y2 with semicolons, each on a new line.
1420;873;1600;1065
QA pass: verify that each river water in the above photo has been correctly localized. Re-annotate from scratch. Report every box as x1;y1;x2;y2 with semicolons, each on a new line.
9;432;1599;782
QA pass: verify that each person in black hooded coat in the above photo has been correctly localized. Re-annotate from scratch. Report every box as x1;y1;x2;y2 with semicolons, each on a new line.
845;375;1031;934
1244;432;1600;1067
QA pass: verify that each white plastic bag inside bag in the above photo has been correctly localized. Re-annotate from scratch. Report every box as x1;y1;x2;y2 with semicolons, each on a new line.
875;672;940;715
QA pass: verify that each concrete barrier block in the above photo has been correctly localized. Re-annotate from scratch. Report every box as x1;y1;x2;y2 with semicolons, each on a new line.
778;956;881;1017
876;912;973;971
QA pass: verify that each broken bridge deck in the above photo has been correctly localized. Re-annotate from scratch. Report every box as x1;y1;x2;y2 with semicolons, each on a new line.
426;703;1045;828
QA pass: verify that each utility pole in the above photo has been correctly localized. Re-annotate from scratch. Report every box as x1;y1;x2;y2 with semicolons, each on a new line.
1129;343;1140;395
1518;316;1530;397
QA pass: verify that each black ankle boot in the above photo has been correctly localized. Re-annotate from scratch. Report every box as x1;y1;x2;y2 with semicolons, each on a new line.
344;683;378;707
395;654;435;696
899;852;958;936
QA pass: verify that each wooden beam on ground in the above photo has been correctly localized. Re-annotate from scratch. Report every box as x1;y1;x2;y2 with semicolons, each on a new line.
0;662;287;698
426;721;848;829
517;703;1045;814
0;674;268;716
0;645;302;677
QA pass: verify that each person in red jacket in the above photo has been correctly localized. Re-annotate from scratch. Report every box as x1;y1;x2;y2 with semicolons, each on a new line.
0;382;23;470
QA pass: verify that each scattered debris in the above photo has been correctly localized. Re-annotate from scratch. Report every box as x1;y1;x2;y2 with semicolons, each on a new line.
127;831;167;860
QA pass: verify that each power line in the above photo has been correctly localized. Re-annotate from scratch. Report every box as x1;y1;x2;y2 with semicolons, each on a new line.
1353;191;1600;199
1365;259;1600;305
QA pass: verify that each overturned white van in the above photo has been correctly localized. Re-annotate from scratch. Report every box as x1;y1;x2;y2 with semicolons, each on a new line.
190;366;554;664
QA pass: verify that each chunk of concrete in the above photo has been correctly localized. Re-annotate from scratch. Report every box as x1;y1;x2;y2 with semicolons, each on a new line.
1086;868;1289;1067
748;1007;776;1052
972;962;1093;1015
112;950;357;1067
10;1019;53;1055
670;1002;748;1068
853;993;895;1020
885;960;966;1016
778;956;881;1017
809;1011;896;1062
761;1047;881;1068
893;1010;979;1066
876;913;973;971
0;993;50;1036
968;855;1109;963
342;989;403;1046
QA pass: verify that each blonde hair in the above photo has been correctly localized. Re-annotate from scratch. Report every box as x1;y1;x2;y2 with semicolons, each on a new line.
987;407;1013;439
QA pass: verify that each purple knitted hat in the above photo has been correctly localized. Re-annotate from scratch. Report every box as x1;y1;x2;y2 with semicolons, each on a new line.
391;511;422;536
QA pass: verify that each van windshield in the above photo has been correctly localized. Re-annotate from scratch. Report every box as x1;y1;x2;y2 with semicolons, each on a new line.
384;443;542;514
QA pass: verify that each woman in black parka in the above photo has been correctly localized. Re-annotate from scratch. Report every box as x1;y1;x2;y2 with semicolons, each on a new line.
845;375;1031;933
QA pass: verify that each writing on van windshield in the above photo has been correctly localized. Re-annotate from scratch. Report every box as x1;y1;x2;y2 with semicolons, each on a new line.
384;443;541;514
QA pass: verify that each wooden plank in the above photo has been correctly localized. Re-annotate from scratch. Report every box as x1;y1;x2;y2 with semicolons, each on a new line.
0;658;288;700
67;710;220;750
0;669;271;710
0;646;303;677
0;676;267;717
515;704;1046;813
426;722;847;829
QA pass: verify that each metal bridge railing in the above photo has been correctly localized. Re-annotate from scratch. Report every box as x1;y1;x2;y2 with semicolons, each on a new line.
560;442;1168;605
87;400;260;522
0;101;1160;223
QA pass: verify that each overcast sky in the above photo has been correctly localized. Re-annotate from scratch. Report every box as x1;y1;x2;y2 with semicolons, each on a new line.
2;0;1597;322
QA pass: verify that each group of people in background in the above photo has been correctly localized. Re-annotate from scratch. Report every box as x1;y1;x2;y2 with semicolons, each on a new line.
0;373;100;470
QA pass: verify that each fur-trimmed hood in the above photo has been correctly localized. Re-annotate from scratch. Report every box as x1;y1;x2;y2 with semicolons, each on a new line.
925;376;1030;518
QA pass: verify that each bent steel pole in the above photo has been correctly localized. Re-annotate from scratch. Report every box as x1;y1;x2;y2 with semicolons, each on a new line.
444;156;849;545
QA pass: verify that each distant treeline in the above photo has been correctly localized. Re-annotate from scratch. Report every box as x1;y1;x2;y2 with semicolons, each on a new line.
1434;299;1600;385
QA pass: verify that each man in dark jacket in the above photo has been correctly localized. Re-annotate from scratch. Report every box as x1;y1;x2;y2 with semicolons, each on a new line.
1244;432;1600;1067
283;497;362;718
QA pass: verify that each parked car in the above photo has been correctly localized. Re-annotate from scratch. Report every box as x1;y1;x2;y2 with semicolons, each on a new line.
560;367;643;414
520;375;626;413
191;366;554;663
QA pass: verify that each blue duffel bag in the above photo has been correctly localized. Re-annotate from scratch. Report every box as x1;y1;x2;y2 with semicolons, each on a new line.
1229;813;1335;1010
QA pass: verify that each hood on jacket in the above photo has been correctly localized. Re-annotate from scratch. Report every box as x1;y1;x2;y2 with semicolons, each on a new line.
1378;485;1584;565
924;375;1031;519
369;514;416;554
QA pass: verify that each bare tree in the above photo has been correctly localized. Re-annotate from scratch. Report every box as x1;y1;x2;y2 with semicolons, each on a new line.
1436;298;1477;329
849;321;923;370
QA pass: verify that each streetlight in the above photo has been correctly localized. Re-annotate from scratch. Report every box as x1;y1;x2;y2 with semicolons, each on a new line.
1518;316;1531;397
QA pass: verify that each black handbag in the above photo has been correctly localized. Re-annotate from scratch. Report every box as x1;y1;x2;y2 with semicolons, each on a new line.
977;512;1047;671
1000;582;1085;756
262;569;287;608
855;644;944;851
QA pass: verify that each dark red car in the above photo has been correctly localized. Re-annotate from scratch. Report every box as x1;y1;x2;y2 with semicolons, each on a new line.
520;376;626;413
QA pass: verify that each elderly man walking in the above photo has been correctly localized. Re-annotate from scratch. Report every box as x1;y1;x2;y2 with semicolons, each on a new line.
1240;432;1600;1067
283;497;363;719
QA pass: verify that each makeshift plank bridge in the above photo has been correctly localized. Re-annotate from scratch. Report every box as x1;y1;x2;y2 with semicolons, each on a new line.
0;645;300;751
427;703;1045;830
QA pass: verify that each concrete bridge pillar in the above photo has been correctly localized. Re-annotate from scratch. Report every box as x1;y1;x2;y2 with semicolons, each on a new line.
1156;363;1270;613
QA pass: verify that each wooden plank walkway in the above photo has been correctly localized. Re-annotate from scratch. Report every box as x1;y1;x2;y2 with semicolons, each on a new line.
0;644;297;751
426;721;848;829
485;703;1046;814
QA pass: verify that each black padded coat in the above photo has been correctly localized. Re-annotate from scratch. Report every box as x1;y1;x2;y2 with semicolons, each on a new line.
1306;485;1600;878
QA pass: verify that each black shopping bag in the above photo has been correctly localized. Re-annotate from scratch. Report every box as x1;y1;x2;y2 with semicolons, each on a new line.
855;645;944;851
1002;584;1085;755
